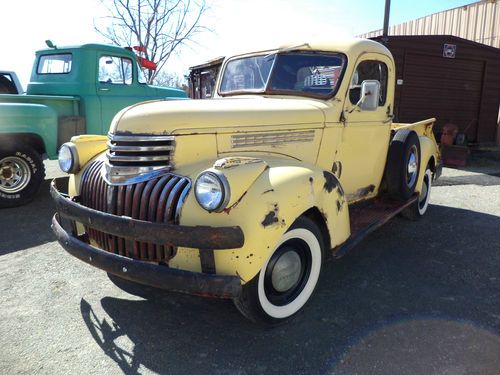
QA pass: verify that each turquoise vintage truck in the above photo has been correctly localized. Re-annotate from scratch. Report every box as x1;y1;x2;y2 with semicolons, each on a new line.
0;42;187;208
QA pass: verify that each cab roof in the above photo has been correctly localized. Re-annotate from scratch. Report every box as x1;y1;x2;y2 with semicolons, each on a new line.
230;38;392;60
35;43;134;56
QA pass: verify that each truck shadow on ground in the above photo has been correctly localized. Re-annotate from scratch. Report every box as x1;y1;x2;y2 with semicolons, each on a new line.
0;180;56;255
80;204;500;375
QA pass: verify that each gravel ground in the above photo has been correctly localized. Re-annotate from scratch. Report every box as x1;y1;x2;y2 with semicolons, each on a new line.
1;159;499;375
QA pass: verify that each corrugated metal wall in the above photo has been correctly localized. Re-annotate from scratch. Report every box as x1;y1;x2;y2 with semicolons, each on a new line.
360;0;500;48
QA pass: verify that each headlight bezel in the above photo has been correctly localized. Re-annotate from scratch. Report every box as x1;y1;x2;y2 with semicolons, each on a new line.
58;142;80;174
194;169;231;212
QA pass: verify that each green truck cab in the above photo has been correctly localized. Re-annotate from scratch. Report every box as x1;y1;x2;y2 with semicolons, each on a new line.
0;42;187;208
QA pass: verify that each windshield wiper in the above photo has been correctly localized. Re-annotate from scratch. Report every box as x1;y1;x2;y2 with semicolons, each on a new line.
263;43;311;60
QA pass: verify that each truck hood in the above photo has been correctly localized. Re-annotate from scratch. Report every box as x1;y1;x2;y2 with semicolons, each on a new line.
110;96;327;135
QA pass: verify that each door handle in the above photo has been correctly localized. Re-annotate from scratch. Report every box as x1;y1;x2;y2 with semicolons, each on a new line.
384;114;394;123
99;88;110;92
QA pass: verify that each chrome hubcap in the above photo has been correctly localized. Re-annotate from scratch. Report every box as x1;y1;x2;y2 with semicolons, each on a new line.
0;157;31;193
271;251;302;292
406;146;418;188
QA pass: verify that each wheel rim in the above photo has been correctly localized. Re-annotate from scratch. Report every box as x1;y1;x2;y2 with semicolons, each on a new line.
406;145;419;188
417;169;432;214
258;228;322;319
0;156;31;194
264;240;311;306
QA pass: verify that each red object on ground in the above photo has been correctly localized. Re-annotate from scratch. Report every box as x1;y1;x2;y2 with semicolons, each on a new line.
440;145;470;167
440;123;459;146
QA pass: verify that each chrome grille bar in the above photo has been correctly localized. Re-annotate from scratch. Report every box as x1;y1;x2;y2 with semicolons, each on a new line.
105;133;175;185
106;152;172;162
107;142;175;153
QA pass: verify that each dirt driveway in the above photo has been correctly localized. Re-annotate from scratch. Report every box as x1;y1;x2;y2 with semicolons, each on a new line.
1;160;499;374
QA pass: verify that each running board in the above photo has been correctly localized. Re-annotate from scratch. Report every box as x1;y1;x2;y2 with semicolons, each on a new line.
332;195;418;259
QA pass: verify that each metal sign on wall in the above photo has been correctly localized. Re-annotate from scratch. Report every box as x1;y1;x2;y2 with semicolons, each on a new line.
443;44;457;58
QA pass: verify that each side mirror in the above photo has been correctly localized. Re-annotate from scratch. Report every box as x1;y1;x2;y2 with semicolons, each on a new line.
358;80;380;111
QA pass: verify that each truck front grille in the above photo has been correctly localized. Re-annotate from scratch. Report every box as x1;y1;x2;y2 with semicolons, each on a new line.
80;160;191;263
105;133;175;185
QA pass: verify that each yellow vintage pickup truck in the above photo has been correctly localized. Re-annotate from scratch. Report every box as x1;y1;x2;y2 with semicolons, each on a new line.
51;39;441;324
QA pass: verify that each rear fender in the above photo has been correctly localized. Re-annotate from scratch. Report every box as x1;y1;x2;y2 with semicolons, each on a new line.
0;103;57;158
416;135;439;193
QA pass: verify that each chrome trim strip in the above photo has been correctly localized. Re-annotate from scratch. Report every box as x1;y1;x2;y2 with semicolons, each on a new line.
108;133;175;142
231;130;315;148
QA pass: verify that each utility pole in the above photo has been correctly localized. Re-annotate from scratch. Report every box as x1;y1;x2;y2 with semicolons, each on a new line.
383;0;391;37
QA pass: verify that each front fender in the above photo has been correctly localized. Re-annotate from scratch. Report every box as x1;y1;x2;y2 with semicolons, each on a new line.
174;159;350;283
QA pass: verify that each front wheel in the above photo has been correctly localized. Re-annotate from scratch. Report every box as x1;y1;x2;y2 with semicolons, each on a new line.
234;216;324;325
0;142;45;208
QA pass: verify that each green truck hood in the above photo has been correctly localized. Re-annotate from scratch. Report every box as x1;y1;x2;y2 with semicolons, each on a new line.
110;96;327;135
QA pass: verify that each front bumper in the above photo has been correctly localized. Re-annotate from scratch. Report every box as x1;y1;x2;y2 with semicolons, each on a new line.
50;178;244;298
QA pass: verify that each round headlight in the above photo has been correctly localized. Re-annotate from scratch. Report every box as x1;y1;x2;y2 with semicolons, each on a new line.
58;143;79;173
194;171;230;212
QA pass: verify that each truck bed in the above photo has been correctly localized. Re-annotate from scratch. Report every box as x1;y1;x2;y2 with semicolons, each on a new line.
391;117;436;137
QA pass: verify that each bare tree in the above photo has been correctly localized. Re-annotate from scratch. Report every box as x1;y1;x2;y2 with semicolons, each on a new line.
154;70;189;92
95;0;208;84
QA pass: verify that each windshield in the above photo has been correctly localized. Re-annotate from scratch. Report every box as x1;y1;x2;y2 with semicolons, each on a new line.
219;51;345;97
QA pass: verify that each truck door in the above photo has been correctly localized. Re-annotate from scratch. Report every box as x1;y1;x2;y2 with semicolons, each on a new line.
336;54;394;203
96;55;146;133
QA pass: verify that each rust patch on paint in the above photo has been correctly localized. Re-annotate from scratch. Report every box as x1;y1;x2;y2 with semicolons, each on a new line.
347;184;376;201
262;203;282;227
261;211;279;227
331;161;342;178
323;171;339;193
223;191;248;215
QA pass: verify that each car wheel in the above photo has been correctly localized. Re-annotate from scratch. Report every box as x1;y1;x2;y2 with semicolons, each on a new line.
234;216;324;325
401;167;432;220
385;129;421;200
0;141;45;208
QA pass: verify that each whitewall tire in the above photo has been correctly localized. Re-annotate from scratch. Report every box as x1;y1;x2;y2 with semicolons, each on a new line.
234;216;324;325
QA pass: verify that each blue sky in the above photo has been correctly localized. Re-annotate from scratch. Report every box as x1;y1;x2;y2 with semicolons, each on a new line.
1;0;474;87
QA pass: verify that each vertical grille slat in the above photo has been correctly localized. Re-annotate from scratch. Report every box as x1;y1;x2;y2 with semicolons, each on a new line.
147;175;171;260
79;160;191;263
116;186;126;256
164;179;189;223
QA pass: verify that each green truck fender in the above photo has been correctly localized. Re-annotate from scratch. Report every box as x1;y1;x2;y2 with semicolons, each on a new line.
0;102;58;158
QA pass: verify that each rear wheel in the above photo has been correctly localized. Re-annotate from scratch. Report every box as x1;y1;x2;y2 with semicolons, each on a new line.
385;129;421;200
0;141;45;208
234;216;324;325
401;167;432;220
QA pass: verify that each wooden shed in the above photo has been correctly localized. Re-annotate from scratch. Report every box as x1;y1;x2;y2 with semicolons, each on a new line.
372;35;500;144
188;57;224;99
